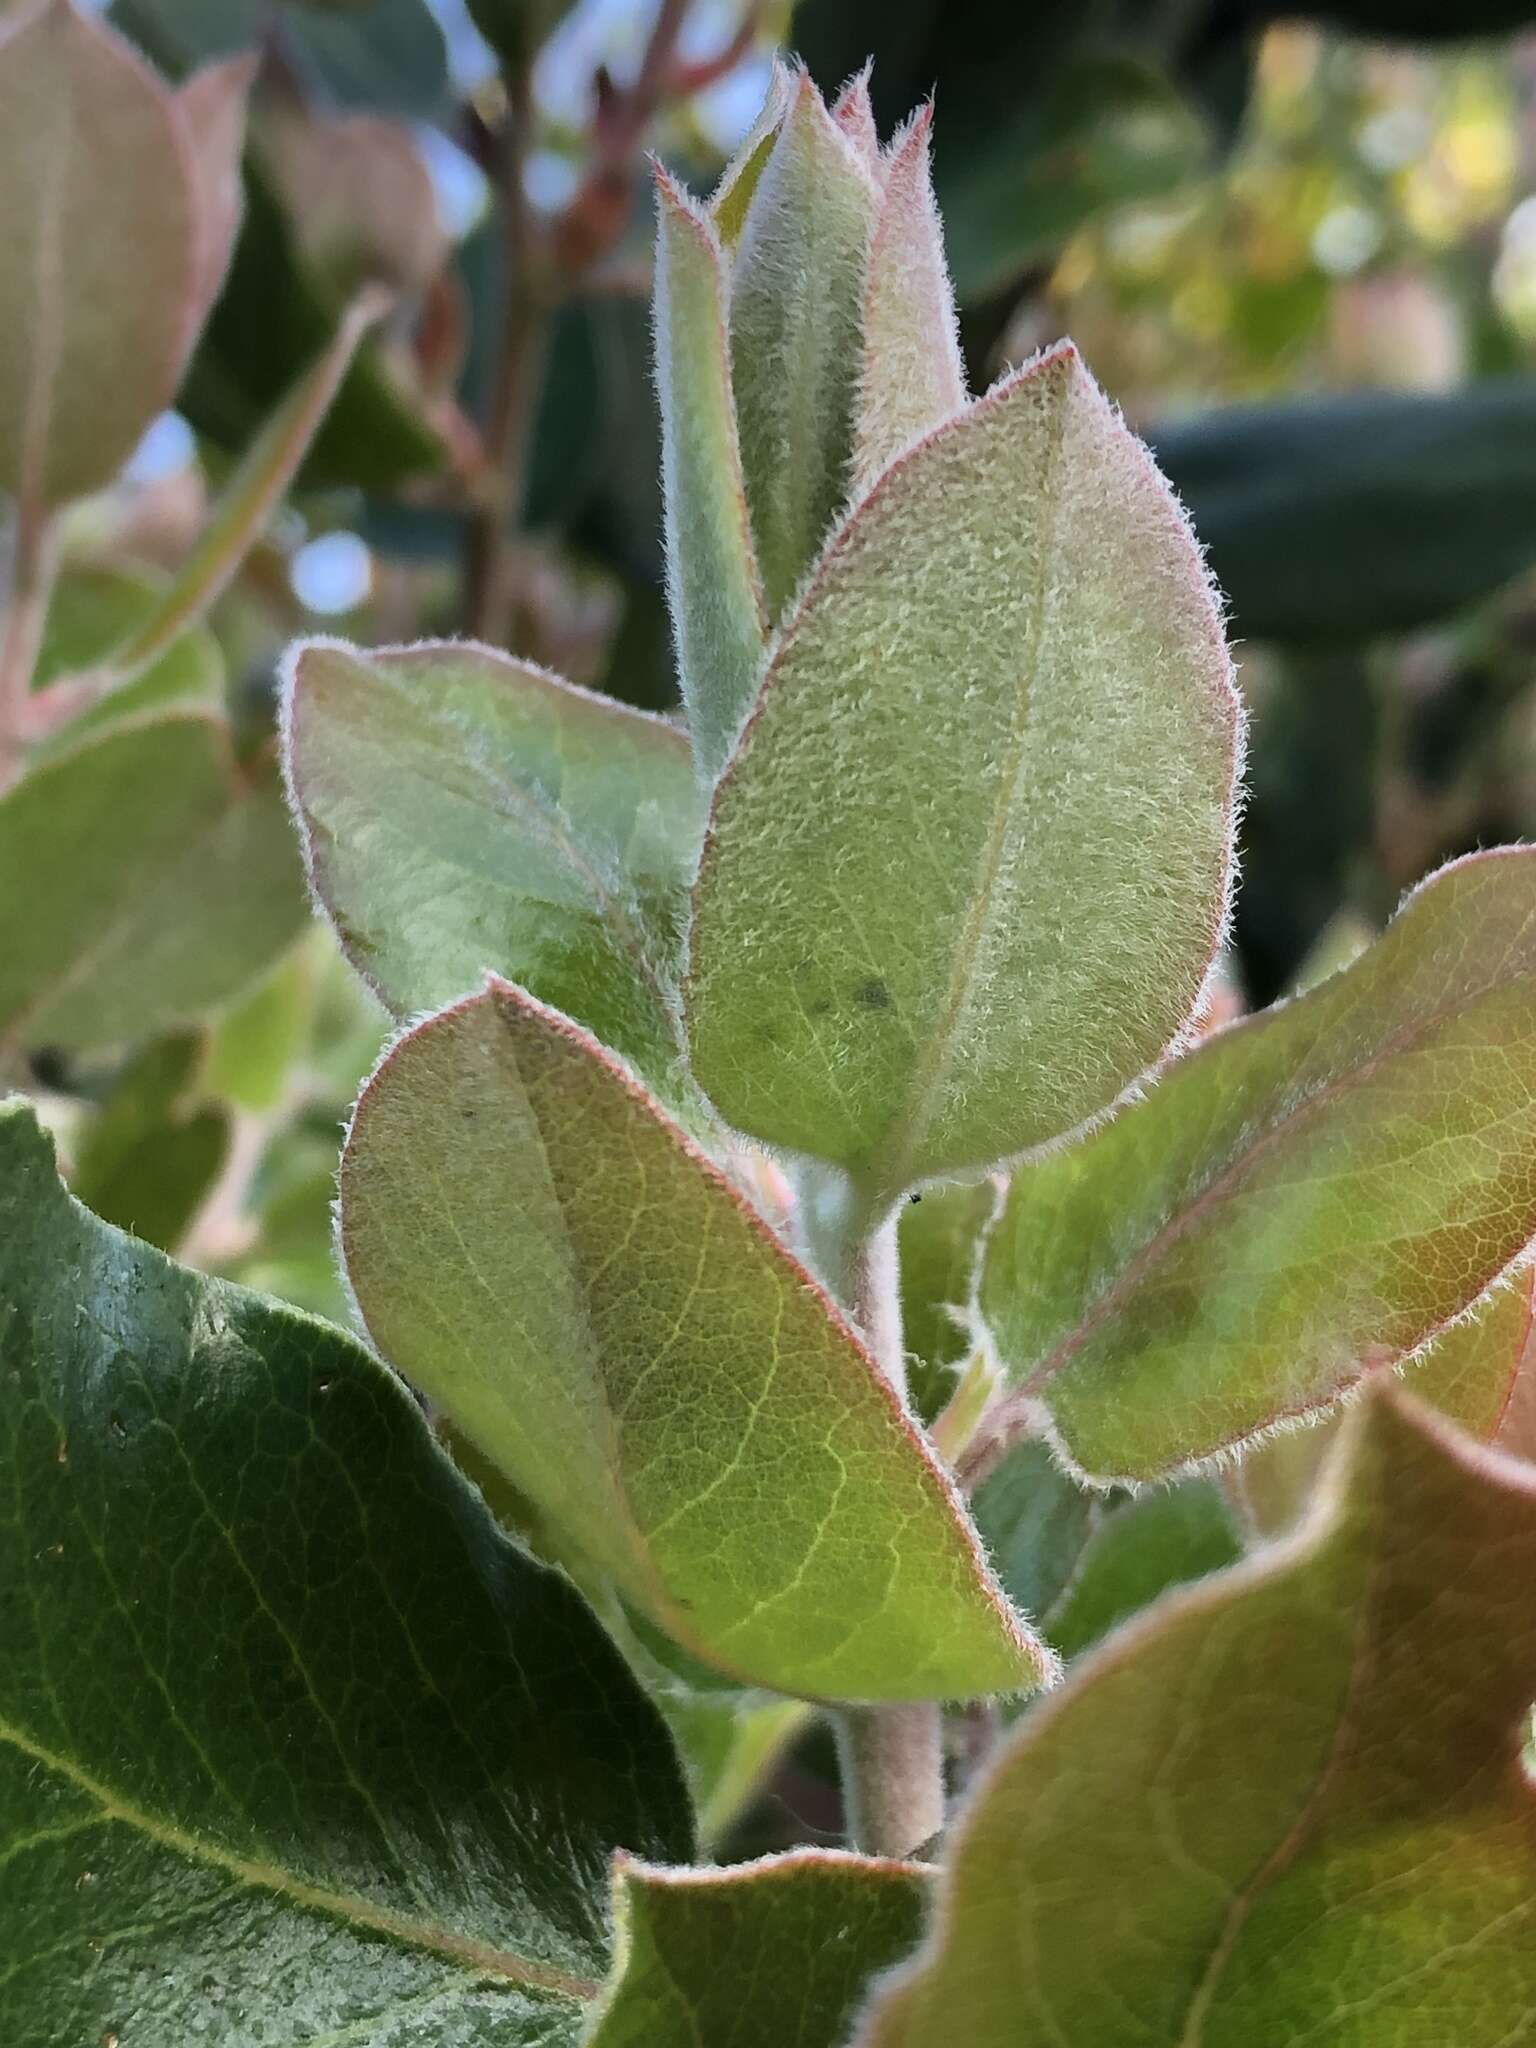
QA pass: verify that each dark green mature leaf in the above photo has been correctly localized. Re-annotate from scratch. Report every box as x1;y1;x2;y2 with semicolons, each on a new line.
1153;380;1536;645
688;343;1241;1201
0;715;309;1059
977;849;1536;1485
284;639;701;1100
729;71;879;622
69;1031;229;1252
0;0;199;511
341;981;1049;1703
1043;1477;1240;1660
587;1851;929;2048
653;171;767;782
0;1099;691;2046
857;1391;1536;2047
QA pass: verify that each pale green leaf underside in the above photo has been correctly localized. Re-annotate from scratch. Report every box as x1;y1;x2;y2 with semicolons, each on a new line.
980;848;1536;1482
0;0;198;508
0;713;308;1058
653;175;767;783
341;982;1047;1703
587;1851;928;2048
688;342;1240;1198
859;1392;1536;2047
285;639;701;1101
0;1098;690;2046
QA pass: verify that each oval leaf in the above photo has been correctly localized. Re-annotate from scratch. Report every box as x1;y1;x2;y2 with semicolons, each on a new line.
340;981;1049;1704
0;1099;690;2046
977;848;1536;1483
857;1391;1536;2047
588;1850;928;2048
687;342;1241;1199
284;638;701;1101
0;0;199;511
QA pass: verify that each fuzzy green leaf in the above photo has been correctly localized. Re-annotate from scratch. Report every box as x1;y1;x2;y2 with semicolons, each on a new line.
858;1391;1536;2047
853;105;966;493
898;1178;996;1423
0;1099;691;2046
340;981;1049;1704
977;849;1536;1484
0;714;309;1059
728;71;879;621
1229;1267;1536;1541
0;0;200;511
587;1850;928;2048
653;172;767;782
1043;1476;1240;1661
284;639;700;1100
688;343;1241;1198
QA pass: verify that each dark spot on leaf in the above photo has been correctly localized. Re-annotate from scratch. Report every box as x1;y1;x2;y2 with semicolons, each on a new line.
855;977;892;1011
810;998;832;1016
316;1377;334;1395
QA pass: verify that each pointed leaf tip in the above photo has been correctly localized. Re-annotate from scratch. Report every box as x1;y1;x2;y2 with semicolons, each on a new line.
340;980;1051;1703
689;341;1240;1197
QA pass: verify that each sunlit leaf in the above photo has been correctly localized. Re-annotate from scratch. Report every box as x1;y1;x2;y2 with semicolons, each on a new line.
688;342;1241;1199
977;850;1536;1484
341;981;1049;1703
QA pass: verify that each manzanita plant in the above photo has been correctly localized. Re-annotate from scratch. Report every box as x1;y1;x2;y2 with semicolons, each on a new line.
7;28;1536;2048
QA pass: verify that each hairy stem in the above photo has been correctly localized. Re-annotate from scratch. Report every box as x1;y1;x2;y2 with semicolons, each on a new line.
807;1171;945;1856
836;1703;944;1860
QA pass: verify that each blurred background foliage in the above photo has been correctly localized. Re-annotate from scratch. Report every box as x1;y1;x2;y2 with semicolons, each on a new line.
7;0;1536;1841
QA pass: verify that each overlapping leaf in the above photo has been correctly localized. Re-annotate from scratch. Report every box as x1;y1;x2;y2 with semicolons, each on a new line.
284;638;701;1099
688;342;1241;1199
857;1392;1536;2046
340;980;1048;1703
0;714;309;1058
588;1850;928;2048
0;1099;691;2047
977;849;1536;1483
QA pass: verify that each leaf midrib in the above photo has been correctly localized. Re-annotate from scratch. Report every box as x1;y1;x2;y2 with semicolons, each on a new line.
865;373;1071;1201
1012;955;1536;1415
0;1715;598;2004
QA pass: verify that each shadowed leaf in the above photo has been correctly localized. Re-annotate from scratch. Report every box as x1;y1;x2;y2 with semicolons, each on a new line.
0;1099;690;2046
284;638;701;1103
588;1851;928;2048
858;1392;1536;2047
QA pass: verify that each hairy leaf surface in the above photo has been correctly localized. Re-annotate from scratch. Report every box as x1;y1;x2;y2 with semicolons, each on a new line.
729;71;878;620
0;1100;691;2047
653;172;767;783
285;639;700;1098
587;1850;928;2048
978;849;1536;1482
858;1393;1536;2047
688;343;1240;1198
341;982;1048;1703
